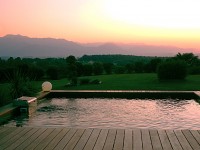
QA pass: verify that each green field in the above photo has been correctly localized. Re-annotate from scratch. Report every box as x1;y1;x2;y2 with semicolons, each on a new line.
1;73;200;106
34;73;200;91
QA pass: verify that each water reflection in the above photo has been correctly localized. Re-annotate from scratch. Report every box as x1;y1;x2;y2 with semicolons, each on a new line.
156;99;189;109
15;114;28;127
4;98;200;129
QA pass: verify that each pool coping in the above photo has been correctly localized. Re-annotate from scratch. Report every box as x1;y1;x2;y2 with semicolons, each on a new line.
0;91;49;125
47;90;200;100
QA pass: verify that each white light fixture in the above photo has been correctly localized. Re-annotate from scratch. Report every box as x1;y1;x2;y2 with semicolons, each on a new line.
42;81;52;91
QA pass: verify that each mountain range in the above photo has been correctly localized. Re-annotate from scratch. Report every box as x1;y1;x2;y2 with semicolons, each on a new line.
0;34;197;58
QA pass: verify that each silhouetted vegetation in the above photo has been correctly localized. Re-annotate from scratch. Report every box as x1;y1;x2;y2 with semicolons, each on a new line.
79;54;153;65
103;63;113;74
174;53;200;75
46;66;59;80
1;53;200;107
6;69;37;99
66;55;78;85
0;53;199;84
79;78;90;85
93;62;104;75
157;60;187;80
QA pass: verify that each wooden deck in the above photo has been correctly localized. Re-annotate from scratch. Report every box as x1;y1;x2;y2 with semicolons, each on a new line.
0;127;200;150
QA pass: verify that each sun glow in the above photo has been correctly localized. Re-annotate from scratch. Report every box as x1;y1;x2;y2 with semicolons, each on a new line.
103;0;200;29
1;0;200;50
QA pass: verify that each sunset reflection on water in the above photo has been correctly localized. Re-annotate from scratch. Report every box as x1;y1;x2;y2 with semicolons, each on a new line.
5;98;200;130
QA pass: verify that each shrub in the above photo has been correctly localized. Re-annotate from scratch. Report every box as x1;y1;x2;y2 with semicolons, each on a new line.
189;66;200;75
83;64;93;76
79;78;90;85
46;66;58;80
29;66;44;80
103;63;113;74
0;88;11;107
6;69;36;99
90;79;102;84
157;60;187;80
114;66;126;74
134;61;145;73
0;68;7;82
93;62;104;75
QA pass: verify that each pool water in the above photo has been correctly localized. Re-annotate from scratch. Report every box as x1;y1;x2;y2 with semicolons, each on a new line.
4;98;200;129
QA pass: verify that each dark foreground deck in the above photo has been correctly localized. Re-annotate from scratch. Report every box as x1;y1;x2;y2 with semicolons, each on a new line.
0;127;200;150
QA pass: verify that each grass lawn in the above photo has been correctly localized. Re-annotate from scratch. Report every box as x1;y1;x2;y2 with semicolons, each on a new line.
1;73;200;106
34;73;200;91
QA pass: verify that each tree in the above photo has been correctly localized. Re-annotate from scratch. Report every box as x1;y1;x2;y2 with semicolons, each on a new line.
0;68;7;82
148;58;162;72
46;66;58;80
157;59;187;80
30;66;44;80
103;63;113;74
114;66;126;74
7;57;14;65
175;53;200;75
15;57;22;65
134;61;145;73
66;55;77;65
175;53;199;66
93;62;104;75
66;56;77;85
125;63;134;73
83;64;93;76
76;62;84;76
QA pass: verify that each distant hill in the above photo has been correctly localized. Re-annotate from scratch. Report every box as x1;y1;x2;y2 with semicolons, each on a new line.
0;34;196;57
0;34;84;57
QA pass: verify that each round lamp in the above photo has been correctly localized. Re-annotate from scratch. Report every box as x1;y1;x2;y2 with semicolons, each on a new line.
42;81;52;91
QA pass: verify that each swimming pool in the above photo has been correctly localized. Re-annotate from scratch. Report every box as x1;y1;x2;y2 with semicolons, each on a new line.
4;98;200;129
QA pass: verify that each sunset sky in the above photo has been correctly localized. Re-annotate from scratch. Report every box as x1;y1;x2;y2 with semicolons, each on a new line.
1;0;200;50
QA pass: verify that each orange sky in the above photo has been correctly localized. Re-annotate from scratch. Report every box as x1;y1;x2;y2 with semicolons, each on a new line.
1;0;200;50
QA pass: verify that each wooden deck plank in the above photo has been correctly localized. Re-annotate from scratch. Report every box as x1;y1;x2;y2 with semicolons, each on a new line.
44;128;70;150
0;127;26;145
93;129;109;150
0;127;24;145
166;130;183;150
158;130;173;150
34;128;63;150
4;128;39;150
53;128;77;150
24;128;54;150
113;129;125;150
149;129;163;150
174;130;193;150
1;127;32;149
190;130;200;145
0;127;11;134
83;129;101;150
123;129;132;150
0;127;200;150
141;129;153;150
64;129;85;150
103;129;117;150
15;128;47;150
133;129;143;150
0;127;4;131
182;130;200;150
73;128;93;150
0;127;16;139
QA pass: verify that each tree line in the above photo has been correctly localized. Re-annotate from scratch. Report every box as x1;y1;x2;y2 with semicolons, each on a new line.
0;53;200;84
